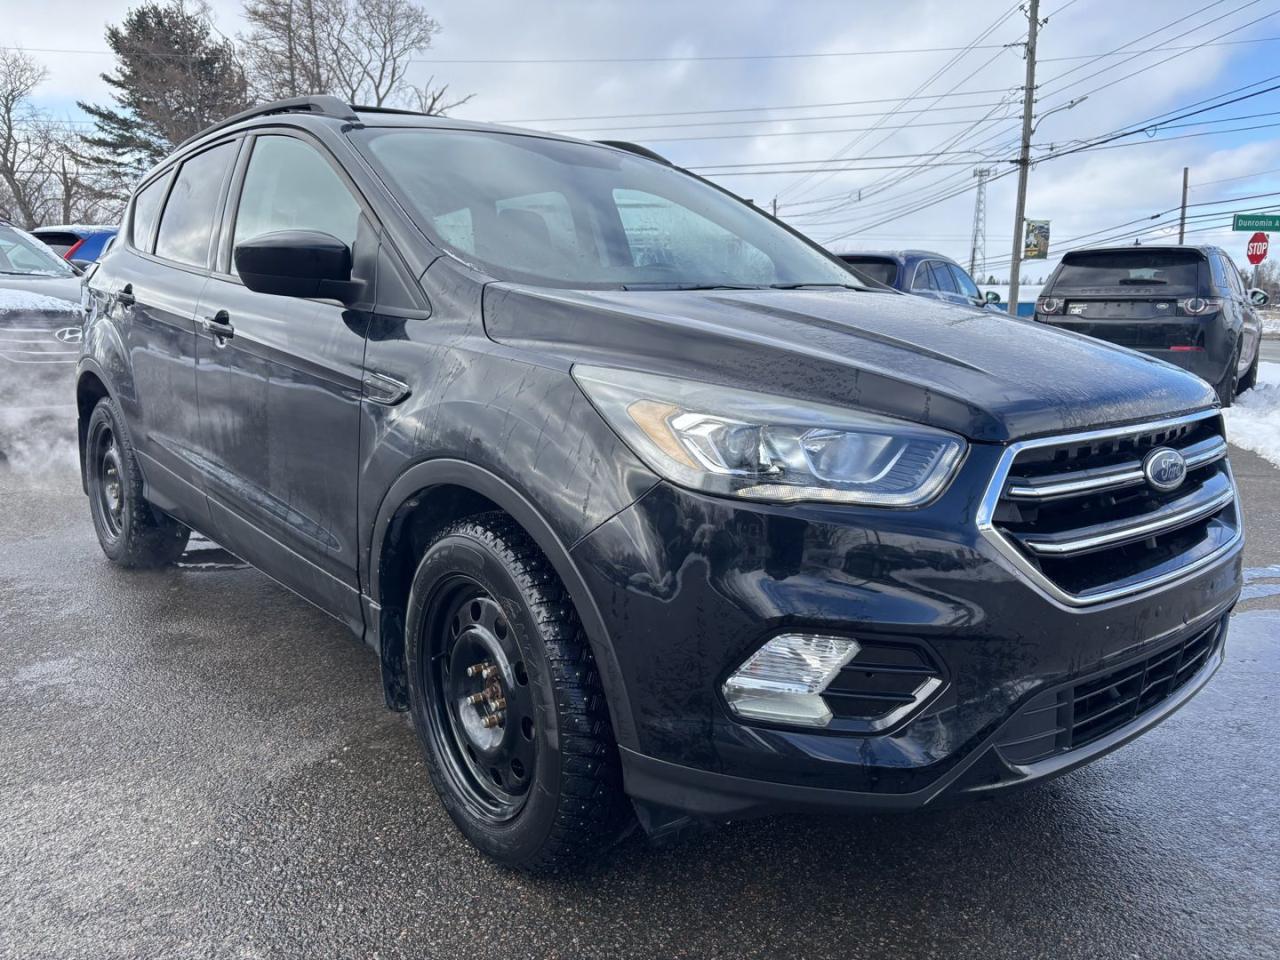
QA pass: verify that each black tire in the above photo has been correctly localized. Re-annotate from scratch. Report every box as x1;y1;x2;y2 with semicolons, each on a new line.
1214;341;1242;407
1237;339;1260;393
404;512;629;872
85;397;189;567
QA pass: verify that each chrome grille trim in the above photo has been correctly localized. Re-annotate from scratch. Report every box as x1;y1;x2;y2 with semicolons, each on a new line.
977;409;1241;609
1005;435;1228;500
1019;486;1234;557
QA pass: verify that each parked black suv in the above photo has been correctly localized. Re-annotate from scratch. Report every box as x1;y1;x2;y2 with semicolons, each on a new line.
1034;245;1270;404
79;97;1243;872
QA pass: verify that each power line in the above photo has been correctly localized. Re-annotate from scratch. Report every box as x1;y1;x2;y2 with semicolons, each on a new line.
777;1;1026;203
551;101;1012;134
496;89;1019;124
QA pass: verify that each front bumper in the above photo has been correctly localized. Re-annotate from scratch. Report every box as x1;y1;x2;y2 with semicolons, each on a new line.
570;454;1242;819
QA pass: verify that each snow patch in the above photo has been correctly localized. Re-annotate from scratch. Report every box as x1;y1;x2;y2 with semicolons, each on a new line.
0;289;81;313
1223;361;1280;468
1261;313;1280;337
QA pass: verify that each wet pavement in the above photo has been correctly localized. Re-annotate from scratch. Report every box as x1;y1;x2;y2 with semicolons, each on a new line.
1;423;1278;960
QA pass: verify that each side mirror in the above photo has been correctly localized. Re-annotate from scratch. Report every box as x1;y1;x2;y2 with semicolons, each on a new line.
984;290;1002;305
234;230;361;304
1248;287;1271;307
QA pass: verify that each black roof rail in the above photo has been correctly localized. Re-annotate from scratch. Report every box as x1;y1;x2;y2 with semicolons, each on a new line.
596;140;671;165
177;95;358;150
349;104;426;117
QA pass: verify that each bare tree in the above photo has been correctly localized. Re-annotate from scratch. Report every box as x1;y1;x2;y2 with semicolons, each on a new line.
0;50;52;227
0;50;121;228
407;75;473;116
241;0;470;113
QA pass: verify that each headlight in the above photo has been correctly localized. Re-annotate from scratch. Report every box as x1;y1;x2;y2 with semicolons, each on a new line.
573;365;965;506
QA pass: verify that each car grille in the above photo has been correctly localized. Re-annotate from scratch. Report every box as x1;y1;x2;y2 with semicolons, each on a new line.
823;640;943;734
981;410;1238;605
996;618;1223;765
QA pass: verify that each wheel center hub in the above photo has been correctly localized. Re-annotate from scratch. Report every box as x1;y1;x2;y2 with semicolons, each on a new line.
456;655;508;751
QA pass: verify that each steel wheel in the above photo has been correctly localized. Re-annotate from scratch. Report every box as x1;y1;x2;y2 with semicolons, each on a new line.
91;425;125;541
421;576;538;824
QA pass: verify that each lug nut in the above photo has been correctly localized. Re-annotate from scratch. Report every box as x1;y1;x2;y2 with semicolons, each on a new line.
481;665;500;681
466;661;492;678
466;692;486;706
481;714;503;729
486;696;506;711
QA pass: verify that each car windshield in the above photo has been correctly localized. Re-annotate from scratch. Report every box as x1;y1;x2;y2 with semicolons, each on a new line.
0;224;75;277
1051;250;1203;293
838;256;898;286
354;128;863;290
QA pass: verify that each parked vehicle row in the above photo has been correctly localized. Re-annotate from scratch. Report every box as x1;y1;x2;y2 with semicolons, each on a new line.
30;224;118;268
74;95;1243;872
836;248;1001;312
1033;245;1269;405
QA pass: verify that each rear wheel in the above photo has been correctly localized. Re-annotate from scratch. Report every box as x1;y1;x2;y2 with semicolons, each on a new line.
405;513;629;872
86;398;189;567
1237;339;1260;394
1214;341;1242;407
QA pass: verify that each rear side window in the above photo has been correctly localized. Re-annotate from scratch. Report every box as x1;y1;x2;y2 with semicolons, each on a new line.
232;135;361;256
1051;250;1203;293
839;257;897;286
928;261;958;293
155;142;236;267
130;172;172;252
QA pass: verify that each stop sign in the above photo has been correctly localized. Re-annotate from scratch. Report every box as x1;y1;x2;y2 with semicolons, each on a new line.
1246;231;1269;265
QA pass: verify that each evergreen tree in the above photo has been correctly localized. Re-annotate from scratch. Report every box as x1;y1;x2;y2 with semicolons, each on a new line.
78;0;250;181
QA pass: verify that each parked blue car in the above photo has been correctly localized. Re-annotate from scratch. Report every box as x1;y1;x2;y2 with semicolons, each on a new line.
30;224;118;266
835;249;1001;312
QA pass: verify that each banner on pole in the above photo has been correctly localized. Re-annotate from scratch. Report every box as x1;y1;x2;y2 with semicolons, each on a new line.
1023;220;1050;260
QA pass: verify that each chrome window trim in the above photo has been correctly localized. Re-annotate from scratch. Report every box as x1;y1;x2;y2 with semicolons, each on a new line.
976;408;1241;609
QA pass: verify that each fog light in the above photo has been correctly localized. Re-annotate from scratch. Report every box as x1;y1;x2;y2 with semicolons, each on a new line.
722;633;859;727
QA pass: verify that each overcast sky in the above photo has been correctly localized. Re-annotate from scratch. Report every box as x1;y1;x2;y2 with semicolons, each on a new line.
8;0;1280;282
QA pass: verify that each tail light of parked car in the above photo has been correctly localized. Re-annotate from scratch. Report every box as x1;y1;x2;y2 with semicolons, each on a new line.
1179;297;1223;316
1036;296;1062;315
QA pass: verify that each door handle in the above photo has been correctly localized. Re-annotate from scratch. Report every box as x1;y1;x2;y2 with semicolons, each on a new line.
116;283;135;307
199;310;234;342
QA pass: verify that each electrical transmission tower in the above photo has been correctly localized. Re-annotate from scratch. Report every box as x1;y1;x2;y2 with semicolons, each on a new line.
969;167;992;280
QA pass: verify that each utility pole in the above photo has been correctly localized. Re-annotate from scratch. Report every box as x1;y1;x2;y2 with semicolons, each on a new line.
1007;0;1040;317
1178;167;1189;243
969;167;992;279
771;197;778;217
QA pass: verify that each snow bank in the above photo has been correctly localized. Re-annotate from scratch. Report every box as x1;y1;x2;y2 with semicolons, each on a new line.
1224;361;1280;468
1261;312;1280;337
0;289;80;313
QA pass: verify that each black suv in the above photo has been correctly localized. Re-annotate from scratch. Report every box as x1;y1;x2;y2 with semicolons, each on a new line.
79;96;1243;872
1034;245;1270;404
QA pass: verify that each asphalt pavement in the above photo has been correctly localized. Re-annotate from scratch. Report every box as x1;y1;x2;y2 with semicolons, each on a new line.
1;419;1278;960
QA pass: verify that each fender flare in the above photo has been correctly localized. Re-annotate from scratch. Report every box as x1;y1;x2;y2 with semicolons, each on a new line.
368;458;638;750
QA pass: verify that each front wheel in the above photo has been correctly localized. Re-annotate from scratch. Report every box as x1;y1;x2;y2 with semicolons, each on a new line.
85;397;189;567
405;513;630;872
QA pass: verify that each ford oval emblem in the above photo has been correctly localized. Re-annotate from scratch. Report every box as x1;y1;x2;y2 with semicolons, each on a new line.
1143;447;1187;493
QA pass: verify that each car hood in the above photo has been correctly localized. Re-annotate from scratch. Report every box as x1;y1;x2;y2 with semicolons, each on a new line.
483;285;1217;443
0;274;83;304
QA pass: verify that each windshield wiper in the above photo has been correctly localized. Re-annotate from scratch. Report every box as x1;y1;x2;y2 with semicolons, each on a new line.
768;282;864;290
619;282;768;291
